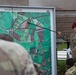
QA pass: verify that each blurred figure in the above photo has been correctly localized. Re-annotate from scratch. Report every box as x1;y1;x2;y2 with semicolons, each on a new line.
58;22;76;52
66;58;75;70
0;40;37;75
65;47;76;75
0;34;43;75
57;22;76;59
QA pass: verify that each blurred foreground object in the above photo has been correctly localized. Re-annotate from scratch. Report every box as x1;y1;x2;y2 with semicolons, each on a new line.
0;40;37;75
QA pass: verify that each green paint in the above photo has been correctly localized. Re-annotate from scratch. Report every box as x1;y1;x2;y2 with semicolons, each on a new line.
0;11;52;75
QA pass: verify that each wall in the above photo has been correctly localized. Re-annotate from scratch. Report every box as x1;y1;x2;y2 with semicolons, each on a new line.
0;0;28;6
29;0;76;10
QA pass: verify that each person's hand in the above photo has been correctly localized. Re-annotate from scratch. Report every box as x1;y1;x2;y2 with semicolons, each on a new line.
57;31;62;36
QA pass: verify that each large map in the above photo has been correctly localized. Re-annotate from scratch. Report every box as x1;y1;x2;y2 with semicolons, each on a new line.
0;7;54;75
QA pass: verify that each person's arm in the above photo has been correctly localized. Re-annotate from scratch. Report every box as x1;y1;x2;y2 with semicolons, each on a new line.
57;31;70;41
65;66;76;75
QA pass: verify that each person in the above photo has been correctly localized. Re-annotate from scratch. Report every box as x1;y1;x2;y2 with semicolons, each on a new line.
57;21;76;57
66;58;75;70
0;34;43;75
65;47;76;75
0;39;37;75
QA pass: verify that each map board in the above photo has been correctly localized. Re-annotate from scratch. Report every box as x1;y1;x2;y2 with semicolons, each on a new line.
0;6;57;75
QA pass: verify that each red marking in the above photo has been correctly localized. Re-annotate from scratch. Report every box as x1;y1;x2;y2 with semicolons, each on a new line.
24;20;30;28
42;61;46;66
12;32;20;41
